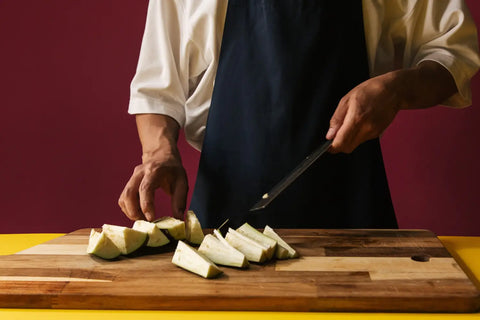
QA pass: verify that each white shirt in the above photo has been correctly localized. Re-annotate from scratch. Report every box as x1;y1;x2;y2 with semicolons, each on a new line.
128;0;480;151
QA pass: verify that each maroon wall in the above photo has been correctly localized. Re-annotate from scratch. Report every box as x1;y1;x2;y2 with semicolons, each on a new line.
381;1;480;236
0;1;479;235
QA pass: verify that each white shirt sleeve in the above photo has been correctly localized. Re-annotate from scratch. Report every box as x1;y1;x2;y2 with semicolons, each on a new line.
129;0;188;126
365;0;480;107
128;0;226;150
130;0;479;149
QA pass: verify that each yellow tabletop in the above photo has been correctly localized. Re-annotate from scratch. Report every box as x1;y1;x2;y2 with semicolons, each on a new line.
0;233;479;320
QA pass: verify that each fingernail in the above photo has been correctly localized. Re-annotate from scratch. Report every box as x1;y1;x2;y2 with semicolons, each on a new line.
326;127;335;140
145;212;154;221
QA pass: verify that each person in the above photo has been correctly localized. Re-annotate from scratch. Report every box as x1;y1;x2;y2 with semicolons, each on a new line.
118;0;480;228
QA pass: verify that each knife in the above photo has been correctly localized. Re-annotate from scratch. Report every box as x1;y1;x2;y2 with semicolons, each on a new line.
249;139;333;211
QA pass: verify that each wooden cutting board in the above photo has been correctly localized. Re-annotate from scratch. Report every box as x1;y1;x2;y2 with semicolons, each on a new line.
0;229;478;312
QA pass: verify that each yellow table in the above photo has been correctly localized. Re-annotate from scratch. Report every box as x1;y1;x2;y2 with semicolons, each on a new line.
0;234;479;320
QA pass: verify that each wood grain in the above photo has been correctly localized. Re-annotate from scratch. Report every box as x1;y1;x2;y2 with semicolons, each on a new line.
0;228;478;312
16;244;88;255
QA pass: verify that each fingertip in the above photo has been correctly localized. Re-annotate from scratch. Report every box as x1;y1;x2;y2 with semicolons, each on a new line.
124;200;146;222
326;127;336;140
171;176;188;220
144;211;155;222
140;200;155;220
125;211;144;222
139;185;156;222
173;208;185;220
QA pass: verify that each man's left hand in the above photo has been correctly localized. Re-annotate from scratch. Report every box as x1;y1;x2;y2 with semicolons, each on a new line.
326;72;402;153
326;61;458;153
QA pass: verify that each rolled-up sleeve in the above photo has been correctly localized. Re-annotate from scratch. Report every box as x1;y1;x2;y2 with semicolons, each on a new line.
401;0;480;107
128;0;189;126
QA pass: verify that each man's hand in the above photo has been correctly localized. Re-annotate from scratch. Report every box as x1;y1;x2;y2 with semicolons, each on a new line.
118;148;188;221
118;114;188;221
326;61;457;153
326;73;400;153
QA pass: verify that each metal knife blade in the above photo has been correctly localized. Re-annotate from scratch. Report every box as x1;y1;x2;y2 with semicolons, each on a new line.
249;139;333;211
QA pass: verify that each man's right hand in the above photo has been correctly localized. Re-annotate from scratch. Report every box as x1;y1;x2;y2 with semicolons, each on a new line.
118;114;188;221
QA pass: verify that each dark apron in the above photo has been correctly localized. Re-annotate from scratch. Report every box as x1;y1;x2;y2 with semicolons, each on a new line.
190;0;397;229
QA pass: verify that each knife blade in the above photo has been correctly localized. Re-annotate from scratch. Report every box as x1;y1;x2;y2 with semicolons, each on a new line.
249;139;333;211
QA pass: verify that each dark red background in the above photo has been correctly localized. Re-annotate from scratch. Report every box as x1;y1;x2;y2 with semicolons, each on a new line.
1;1;479;235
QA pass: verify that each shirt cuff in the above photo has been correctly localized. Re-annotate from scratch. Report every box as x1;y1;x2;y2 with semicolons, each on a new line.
128;96;186;127
416;52;472;108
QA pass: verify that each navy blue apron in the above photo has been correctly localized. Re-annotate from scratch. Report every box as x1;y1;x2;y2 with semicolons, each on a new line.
190;0;397;229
